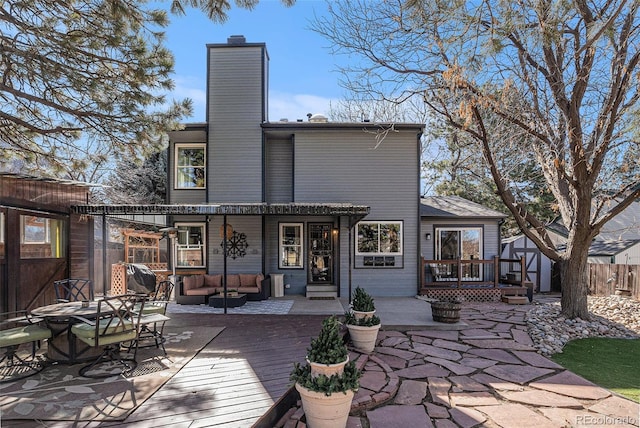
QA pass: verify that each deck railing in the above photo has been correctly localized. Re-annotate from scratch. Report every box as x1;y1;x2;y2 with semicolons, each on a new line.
420;256;527;292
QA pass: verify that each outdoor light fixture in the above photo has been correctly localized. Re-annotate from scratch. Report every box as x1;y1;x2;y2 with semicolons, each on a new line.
425;233;431;240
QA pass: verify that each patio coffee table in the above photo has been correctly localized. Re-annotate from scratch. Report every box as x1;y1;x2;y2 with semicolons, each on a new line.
208;293;247;308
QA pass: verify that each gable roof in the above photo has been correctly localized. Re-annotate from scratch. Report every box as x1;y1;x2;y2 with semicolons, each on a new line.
420;196;507;219
548;198;640;241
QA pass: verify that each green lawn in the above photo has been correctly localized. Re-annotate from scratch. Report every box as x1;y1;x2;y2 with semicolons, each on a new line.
550;337;640;403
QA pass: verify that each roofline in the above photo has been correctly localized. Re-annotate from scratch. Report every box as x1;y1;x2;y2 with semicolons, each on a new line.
0;172;101;187
262;122;424;131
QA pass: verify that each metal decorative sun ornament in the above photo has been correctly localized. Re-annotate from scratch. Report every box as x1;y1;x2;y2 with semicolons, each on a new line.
220;231;249;259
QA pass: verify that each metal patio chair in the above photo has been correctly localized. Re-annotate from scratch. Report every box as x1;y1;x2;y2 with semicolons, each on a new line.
53;278;94;303
71;293;146;378
0;311;51;383
133;280;173;354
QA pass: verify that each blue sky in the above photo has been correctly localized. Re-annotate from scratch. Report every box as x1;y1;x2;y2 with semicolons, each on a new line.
163;0;343;123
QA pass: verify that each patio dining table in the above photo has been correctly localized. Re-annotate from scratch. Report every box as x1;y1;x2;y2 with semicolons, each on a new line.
30;301;106;363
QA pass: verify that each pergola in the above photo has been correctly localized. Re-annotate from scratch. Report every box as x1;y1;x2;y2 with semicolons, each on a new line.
71;203;370;307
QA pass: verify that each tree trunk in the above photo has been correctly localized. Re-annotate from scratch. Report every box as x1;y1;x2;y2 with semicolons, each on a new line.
558;252;590;319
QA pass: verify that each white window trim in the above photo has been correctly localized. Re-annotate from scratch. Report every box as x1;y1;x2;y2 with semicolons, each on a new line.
175;222;206;268
21;215;50;244
279;223;304;268
434;227;483;260
355;221;403;256
174;143;206;189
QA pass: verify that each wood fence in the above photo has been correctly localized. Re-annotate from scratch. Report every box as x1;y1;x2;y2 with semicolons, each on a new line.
588;263;640;300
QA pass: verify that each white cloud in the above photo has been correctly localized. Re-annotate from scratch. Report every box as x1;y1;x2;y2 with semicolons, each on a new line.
268;91;335;122
168;81;337;123
171;75;207;122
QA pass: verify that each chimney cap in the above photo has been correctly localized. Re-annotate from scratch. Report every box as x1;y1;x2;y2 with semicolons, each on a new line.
228;35;246;45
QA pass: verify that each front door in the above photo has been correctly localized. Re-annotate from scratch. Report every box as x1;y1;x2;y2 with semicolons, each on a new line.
308;223;333;283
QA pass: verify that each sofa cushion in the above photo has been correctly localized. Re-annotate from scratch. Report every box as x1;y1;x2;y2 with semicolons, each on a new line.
255;273;264;287
204;274;222;287
185;287;216;296
239;273;257;287
182;275;200;292
226;275;241;288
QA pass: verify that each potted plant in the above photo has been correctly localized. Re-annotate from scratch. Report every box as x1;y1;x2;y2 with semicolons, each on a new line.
430;296;463;323
350;286;376;321
345;287;381;353
290;316;360;428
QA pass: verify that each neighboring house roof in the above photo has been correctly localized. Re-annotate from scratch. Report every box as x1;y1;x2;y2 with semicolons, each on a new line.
420;196;507;219
555;239;640;257
547;199;640;241
588;239;640;256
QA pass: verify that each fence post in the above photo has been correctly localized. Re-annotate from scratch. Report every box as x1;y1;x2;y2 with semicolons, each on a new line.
494;256;499;288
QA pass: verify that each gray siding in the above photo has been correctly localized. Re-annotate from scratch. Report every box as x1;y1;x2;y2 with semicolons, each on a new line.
294;128;421;297
207;216;264;274
207;46;266;202
265;137;293;203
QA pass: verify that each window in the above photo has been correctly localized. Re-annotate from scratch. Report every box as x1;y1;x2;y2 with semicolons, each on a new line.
175;144;205;188
176;223;205;267
435;227;482;260
20;215;66;259
434;227;483;280
356;221;402;255
279;223;303;268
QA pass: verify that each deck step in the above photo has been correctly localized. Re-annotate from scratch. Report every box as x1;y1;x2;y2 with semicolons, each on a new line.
306;285;337;299
502;295;528;305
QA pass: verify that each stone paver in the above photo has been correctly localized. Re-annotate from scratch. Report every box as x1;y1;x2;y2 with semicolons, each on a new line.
529;370;612;399
394;363;449;379
449;375;489;392
498;389;584;408
483;363;554;384
283;300;639;428
450;391;501;406
394;379;427;405
479;403;557;428
367;405;433;428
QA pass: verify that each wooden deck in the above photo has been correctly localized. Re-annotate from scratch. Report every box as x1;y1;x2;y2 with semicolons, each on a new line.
9;313;327;428
110;313;325;428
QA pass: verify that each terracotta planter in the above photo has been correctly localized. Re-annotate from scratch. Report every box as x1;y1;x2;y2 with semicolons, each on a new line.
430;301;462;323
295;382;354;428
352;309;375;321
307;356;349;379
346;323;381;353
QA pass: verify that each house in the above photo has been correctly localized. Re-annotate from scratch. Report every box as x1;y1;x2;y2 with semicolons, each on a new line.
0;173;95;312
75;36;424;300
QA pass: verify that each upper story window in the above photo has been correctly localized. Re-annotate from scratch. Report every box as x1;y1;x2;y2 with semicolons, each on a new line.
279;223;303;268
175;144;206;189
356;221;402;255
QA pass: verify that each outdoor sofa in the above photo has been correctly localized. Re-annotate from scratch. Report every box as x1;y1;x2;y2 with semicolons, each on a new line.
176;273;271;304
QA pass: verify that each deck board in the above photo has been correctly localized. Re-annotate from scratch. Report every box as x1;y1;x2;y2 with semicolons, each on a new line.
97;313;326;427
